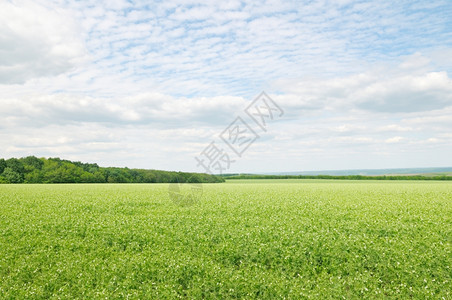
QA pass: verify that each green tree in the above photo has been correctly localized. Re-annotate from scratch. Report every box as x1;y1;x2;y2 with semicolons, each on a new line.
93;171;106;183
187;175;201;183
6;158;25;174
2;167;23;183
0;156;225;184
24;169;43;183
80;172;95;183
106;168;129;183
0;158;6;174
141;171;156;183
21;156;44;170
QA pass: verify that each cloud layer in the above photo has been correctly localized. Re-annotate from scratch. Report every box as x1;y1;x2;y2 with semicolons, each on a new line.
0;0;451;172
0;1;86;84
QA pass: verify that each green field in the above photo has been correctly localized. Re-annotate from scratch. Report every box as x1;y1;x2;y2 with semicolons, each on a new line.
0;180;451;298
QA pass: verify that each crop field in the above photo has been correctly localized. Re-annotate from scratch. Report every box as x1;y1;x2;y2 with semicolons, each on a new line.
0;180;451;298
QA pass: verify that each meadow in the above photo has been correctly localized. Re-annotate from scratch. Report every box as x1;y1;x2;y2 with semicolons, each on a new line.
0;180;451;298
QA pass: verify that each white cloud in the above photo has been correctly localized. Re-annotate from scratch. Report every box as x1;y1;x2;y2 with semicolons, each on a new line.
385;136;405;144
0;0;451;172
377;125;413;132
0;1;86;84
0;92;247;128
354;72;452;113
275;56;452;115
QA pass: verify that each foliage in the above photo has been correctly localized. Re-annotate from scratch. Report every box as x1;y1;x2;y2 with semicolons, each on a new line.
0;158;6;174
5;158;24;172
1;167;23;183
0;156;224;184
0;181;450;298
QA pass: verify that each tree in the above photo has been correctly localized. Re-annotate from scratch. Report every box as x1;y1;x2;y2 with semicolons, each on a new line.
21;156;44;170
93;171;106;183
80;172;95;183
5;158;24;182
24;169;43;183
187;175;201;183
0;156;224;184
2;167;23;183
141;171;156;183
106;168;129;183
0;158;6;174
6;158;25;174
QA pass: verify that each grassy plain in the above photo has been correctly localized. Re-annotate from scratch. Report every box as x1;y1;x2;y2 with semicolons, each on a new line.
0;180;451;298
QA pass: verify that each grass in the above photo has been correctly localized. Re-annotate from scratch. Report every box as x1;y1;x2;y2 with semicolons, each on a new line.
0;180;451;298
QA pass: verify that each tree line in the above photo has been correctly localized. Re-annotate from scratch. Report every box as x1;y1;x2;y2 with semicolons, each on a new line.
0;156;224;184
223;174;452;180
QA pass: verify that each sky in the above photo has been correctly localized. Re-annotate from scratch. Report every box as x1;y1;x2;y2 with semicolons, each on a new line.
1;0;451;173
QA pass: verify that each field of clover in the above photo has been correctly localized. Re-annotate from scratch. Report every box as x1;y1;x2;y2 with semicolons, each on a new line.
0;180;451;298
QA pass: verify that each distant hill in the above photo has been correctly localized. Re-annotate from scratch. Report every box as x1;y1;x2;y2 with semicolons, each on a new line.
221;167;452;181
0;156;224;184
263;167;452;176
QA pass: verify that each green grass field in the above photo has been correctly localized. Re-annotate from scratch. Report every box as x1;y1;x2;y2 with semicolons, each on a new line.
0;180;451;298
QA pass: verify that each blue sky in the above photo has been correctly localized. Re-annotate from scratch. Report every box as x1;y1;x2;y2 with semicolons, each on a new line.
1;0;451;173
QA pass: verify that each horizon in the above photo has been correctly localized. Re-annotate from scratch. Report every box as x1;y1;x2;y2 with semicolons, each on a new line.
1;1;451;174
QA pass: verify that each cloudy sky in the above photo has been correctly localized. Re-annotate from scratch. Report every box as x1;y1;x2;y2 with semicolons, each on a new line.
1;0;451;173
